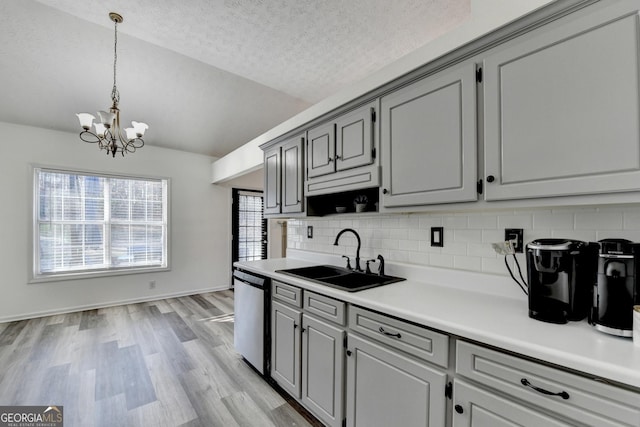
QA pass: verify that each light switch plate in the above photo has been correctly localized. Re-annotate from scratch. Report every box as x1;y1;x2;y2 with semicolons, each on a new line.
431;227;444;247
307;226;313;239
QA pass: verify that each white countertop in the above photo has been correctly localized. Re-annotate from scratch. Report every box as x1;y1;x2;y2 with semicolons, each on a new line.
235;255;640;390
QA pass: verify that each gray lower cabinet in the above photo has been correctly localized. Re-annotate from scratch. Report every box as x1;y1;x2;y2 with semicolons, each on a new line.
455;341;640;427
345;333;447;427
271;285;346;427
301;313;344;427
483;0;640;201
271;299;302;398
452;379;573;427
380;61;477;207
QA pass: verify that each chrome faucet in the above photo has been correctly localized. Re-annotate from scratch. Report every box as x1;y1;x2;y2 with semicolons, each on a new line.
334;228;362;272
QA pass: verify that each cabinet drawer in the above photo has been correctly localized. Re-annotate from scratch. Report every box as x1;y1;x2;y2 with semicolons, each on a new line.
303;291;346;325
348;306;449;368
272;280;302;307
456;341;640;427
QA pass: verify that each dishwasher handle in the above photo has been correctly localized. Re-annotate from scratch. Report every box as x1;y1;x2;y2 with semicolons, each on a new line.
233;269;268;289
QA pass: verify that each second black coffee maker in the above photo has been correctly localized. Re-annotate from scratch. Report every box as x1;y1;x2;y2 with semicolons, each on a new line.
526;239;599;324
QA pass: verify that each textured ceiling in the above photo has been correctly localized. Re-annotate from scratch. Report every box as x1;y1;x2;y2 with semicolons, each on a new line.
0;0;470;157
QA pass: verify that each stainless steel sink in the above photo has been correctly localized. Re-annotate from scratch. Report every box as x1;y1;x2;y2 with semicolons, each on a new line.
276;265;405;292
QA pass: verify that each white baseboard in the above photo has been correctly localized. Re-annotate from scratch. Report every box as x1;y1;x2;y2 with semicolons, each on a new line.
0;285;232;323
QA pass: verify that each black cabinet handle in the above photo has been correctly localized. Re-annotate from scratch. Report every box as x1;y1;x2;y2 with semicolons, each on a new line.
346;350;352;357
293;323;298;329
328;157;334;162
382;188;388;194
486;175;495;183
454;404;464;414
520;378;569;400
301;327;306;333
379;327;401;339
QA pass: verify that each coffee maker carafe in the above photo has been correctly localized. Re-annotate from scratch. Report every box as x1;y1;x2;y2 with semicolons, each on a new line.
526;239;598;324
591;239;640;337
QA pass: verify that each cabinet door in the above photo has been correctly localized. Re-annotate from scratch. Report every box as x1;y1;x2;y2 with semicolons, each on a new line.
381;62;477;207
483;1;640;201
336;102;375;172
307;122;336;178
345;333;446;427
263;146;281;215
301;314;344;427
453;379;573;427
281;135;304;213
271;300;302;398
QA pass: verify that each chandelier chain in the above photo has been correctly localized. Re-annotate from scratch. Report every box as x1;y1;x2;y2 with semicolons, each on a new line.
111;18;120;105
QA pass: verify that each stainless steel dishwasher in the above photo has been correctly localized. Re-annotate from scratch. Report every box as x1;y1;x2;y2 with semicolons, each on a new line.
233;268;270;375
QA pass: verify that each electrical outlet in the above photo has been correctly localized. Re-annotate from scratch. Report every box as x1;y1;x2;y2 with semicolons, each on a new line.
307;226;313;239
431;227;444;247
149;280;156;289
504;228;524;253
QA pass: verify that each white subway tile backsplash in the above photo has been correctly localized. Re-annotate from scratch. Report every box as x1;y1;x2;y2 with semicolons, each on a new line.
286;204;640;277
430;253;454;268
444;216;468;229
574;212;623;230
419;216;443;229
467;215;497;229
533;213;573;230
454;256;482;272
497;214;533;229
454;229;482;243
441;242;468;256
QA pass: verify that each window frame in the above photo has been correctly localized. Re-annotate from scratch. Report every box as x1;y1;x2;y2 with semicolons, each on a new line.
30;165;171;283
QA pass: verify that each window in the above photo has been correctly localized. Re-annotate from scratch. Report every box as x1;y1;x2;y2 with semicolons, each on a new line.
33;168;169;280
232;189;267;265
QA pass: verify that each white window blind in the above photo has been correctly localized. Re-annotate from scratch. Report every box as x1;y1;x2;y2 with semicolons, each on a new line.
34;168;168;279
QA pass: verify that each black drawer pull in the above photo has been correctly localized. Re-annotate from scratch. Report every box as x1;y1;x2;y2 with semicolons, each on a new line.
379;327;401;339
520;378;569;400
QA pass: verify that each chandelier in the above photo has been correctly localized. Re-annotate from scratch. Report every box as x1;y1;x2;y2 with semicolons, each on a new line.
76;12;148;158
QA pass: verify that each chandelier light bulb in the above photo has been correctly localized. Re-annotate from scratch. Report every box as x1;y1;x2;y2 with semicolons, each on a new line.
94;123;107;138
76;12;148;157
76;113;95;130
132;121;149;137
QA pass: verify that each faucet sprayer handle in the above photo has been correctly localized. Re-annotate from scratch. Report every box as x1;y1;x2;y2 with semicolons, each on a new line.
342;255;352;270
365;259;377;274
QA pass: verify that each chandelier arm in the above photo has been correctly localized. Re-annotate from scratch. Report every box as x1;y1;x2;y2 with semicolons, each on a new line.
79;131;102;144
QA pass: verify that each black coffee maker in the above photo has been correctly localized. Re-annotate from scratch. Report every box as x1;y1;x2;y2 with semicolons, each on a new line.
526;239;598;324
590;239;640;337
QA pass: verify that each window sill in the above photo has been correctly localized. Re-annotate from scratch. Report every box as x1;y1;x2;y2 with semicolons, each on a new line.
29;265;171;284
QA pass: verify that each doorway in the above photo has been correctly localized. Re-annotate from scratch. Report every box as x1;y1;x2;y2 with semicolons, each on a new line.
232;189;267;268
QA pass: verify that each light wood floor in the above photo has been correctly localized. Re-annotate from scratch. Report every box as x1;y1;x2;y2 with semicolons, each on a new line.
0;290;323;427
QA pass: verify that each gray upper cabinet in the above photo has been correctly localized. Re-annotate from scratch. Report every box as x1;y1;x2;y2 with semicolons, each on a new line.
483;1;640;201
263;134;304;216
381;62;478;207
263;145;281;215
307;122;336;178
305;102;379;197
307;102;375;179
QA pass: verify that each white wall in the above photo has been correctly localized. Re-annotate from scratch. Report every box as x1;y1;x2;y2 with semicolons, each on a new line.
288;204;640;277
0;121;231;322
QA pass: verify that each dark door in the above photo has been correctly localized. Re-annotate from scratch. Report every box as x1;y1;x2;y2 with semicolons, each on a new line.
232;189;267;267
